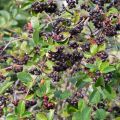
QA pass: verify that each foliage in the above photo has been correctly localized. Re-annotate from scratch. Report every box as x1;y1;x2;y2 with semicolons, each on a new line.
0;0;120;120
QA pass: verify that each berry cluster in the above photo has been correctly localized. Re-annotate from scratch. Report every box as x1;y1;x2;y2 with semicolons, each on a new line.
66;0;77;9
13;65;23;73
29;68;41;75
41;32;63;41
32;2;57;13
48;47;83;72
93;70;113;83
69;23;84;36
25;100;37;109
66;89;84;106
43;95;55;110
91;0;109;6
86;57;96;64
17;85;27;93
81;43;90;52
97;51;108;61
69;41;79;49
90;9;104;28
48;71;60;82
103;23;117;36
0;96;7;107
13;54;30;65
80;4;90;11
103;72;113;83
34;46;40;55
116;23;120;30
95;37;105;45
52;18;71;34
97;102;105;109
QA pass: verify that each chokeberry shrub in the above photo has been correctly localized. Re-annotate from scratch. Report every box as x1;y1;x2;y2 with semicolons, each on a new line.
0;0;120;120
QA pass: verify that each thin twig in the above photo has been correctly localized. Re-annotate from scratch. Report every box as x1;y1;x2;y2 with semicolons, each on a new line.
0;38;23;55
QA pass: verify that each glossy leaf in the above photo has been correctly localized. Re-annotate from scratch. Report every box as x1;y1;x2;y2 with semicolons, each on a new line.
17;72;32;84
16;101;25;116
89;90;101;104
36;113;48;120
0;81;13;94
95;109;106;120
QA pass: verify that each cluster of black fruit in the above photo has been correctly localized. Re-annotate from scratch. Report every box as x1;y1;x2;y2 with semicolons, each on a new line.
97;51;108;61
90;9;104;28
43;95;55;110
116;23;120;30
25;100;37;109
93;70;113;83
81;42;90;52
48;71;61;82
91;0;110;6
48;47;83;72
103;22;117;36
66;0;78;9
29;68;41;75
86;57;96;64
69;23;84;36
66;89;84;106
80;4;90;11
34;46;40;55
0;96;7;107
95;37;105;45
69;41;79;49
17;85;27;93
52;18;71;34
13;54;30;65
32;1;57;13
0;96;8;116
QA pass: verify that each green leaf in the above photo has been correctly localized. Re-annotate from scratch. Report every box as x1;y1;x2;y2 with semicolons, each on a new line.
85;64;96;69
25;94;34;100
84;52;92;58
83;77;92;82
33;30;40;45
17;72;32;84
101;66;116;73
31;16;39;29
6;114;18;120
78;99;86;111
72;107;91;120
0;10;11;21
47;110;54;120
103;86;116;100
107;7;119;16
54;90;72;99
98;43;106;52
72;111;81;120
89;90;101;104
60;90;72;99
99;61;109;71
95;77;104;87
36;113;48;120
0;81;13;94
16;101;25;116
82;107;91;120
22;111;31;118
115;117;120;120
90;44;98;55
36;84;46;97
95;109;106;120
54;90;62;98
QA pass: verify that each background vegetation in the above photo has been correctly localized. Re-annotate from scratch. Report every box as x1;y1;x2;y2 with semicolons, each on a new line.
0;0;120;120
